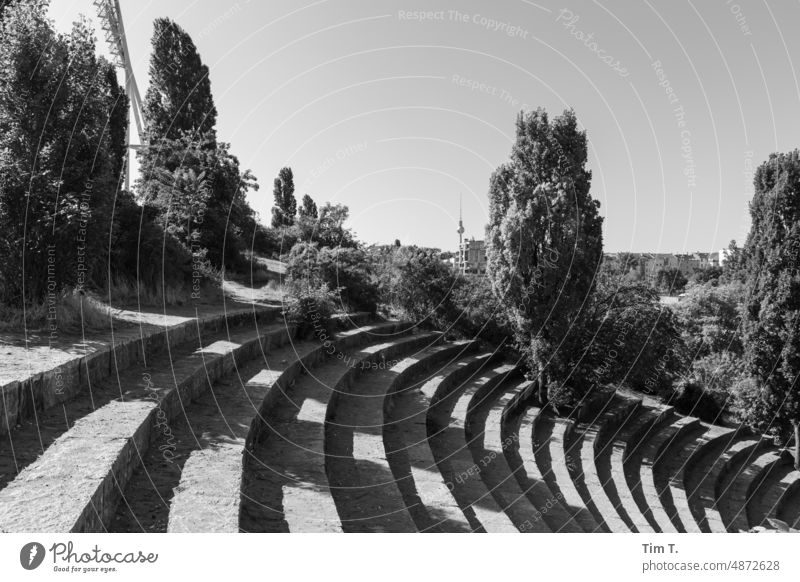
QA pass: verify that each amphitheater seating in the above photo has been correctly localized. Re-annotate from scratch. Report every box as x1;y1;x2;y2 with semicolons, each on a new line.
2;320;797;533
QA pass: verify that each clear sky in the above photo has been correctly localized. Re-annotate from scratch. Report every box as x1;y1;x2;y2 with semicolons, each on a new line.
49;0;800;253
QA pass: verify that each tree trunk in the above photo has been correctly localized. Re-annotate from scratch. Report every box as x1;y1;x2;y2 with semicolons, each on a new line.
794;420;800;471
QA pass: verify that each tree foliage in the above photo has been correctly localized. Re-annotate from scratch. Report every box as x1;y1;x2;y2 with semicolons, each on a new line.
0;4;127;303
271;167;296;227
655;267;688;295
298;193;318;219
485;108;604;402
143;18;217;143
139;19;259;272
738;151;800;467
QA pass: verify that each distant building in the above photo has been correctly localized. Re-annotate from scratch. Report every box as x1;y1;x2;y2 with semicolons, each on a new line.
459;237;487;275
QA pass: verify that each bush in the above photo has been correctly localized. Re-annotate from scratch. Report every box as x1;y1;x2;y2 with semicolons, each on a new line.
557;285;686;405
670;378;727;424
285;242;379;313
110;194;197;293
394;249;459;328
673;281;744;358
451;275;513;345
282;281;337;341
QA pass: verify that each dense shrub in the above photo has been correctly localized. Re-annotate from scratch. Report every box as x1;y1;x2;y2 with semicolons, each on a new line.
451;276;513;345
285;242;378;313
109;193;195;293
674;281;744;358
394;249;459;329
552;284;686;407
654;268;688;295
282;281;336;341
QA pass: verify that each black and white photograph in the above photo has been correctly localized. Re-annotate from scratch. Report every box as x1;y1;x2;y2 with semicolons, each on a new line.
1;1;799;579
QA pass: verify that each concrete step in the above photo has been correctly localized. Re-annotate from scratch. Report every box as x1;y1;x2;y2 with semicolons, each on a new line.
683;426;739;532
109;318;388;532
662;424;722;533
427;362;520;533
384;351;497;533
0;305;283;438
590;397;645;533
577;395;642;532
0;318;296;532
639;416;700;533
238;326;430;532
466;377;551;532
324;334;452;533
605;407;662;533
718;447;783;532
760;467;800;526
539;414;604;533
686;430;761;533
774;470;800;528
506;402;584;532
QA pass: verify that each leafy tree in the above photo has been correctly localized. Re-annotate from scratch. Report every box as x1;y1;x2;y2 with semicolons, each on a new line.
721;239;746;283
139;18;259;271
103;61;129;184
689;266;723;286
395;249;459;329
285;241;378;313
0;5;122;303
143;18;217;143
563;283;685;404
298;193;318;219
674;281;743;358
738;151;800;468
137;135;258;269
655;267;688;295
485;108;603;404
303;202;357;248
271;167;296;227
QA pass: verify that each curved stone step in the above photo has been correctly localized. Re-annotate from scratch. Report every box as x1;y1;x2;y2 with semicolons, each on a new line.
774;470;800;528
578;395;641;532
238;327;431;532
503;400;584;533
616;406;673;532
662;423;725;533
427;362;520;533
324;335;460;533
719;448;782;532
0;305;283;438
594;405;651;533
639;415;700;533
746;453;794;530
465;377;551;532
0;318;297;533
685;430;760;533
384;351;498;533
0;307;285;492
109;318;386;532
537;414;604;532
683;426;738;532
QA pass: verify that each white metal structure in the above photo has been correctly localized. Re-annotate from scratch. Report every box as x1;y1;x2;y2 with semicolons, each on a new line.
93;0;144;189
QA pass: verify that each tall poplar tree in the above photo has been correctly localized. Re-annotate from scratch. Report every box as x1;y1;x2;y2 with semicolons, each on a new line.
738;151;800;469
486;108;603;404
143;18;217;143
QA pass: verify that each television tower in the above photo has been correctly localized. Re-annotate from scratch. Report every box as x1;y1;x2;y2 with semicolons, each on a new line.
456;193;465;274
93;0;145;191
